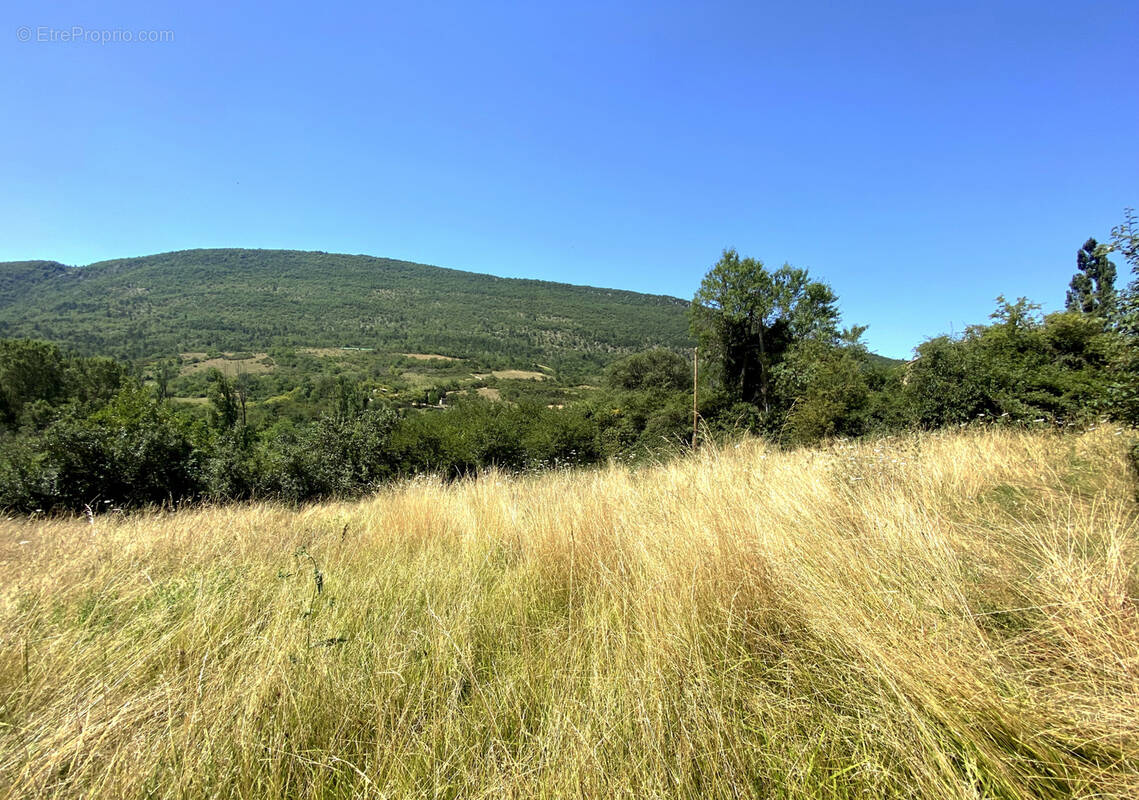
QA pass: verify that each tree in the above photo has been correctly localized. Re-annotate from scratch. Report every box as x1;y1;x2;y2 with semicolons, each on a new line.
257;404;399;501
1100;209;1139;421
40;386;204;509
776;327;872;444
903;296;1115;428
154;358;180;401
1105;208;1138;273
689;249;839;416
605;348;689;393
1066;237;1117;317
207;369;243;430
1102;209;1139;338
0;339;66;428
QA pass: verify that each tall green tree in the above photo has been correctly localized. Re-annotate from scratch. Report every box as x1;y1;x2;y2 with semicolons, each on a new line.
154;358;180;401
1101;209;1139;421
0;339;66;427
1103;209;1139;337
1106;208;1138;273
1066;237;1117;317
207;369;244;430
690;249;839;415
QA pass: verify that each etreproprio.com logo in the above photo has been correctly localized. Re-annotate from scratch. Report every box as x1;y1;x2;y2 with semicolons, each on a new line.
16;26;174;44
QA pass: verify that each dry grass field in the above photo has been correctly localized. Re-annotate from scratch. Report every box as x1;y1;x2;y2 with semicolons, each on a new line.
178;353;274;378
1;427;1137;798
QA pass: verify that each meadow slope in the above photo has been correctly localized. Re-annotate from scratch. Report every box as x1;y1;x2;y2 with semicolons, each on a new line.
1;427;1137;798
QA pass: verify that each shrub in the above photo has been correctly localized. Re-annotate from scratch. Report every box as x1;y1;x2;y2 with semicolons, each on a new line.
39;387;204;510
606;348;689;393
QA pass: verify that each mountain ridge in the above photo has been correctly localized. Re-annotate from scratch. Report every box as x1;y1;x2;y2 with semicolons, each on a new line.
0;248;693;372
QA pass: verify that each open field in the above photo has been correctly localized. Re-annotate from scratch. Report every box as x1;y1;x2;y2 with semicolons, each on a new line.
179;353;274;377
490;370;548;381
402;354;460;362
1;427;1137;798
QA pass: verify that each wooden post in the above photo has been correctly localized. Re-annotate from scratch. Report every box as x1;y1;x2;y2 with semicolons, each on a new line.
692;346;698;448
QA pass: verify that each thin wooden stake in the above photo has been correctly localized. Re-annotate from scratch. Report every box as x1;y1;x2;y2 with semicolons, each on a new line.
692;346;699;448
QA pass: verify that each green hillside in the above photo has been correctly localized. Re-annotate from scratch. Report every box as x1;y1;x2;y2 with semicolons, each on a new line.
0;260;69;307
0;249;692;373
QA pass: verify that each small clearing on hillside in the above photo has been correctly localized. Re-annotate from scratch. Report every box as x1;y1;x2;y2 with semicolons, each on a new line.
402;352;460;361
491;369;548;380
179;353;274;376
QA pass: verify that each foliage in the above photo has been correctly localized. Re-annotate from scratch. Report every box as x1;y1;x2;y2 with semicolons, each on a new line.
260;405;401;500
690;249;840;416
36;386;204;510
904;298;1115;428
4;226;1139;510
0;339;66;427
1105;208;1139;274
1066;236;1117;318
0;338;129;430
776;333;873;445
605;347;689;392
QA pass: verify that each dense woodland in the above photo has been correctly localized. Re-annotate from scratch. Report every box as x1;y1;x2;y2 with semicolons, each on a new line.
0;249;691;377
2;210;1137;512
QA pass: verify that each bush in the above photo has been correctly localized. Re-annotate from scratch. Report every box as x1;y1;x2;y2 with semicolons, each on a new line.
0;433;51;510
38;387;205;510
606;349;689;392
902;301;1117;428
202;431;259;501
255;407;399;502
776;340;871;445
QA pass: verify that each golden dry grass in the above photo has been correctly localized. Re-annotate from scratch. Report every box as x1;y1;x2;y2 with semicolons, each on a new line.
402;354;461;362
1;427;1137;799
178;354;273;377
490;370;548;381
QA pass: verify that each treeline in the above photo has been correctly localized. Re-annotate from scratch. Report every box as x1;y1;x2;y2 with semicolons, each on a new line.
2;211;1137;512
684;216;1138;446
0;340;690;511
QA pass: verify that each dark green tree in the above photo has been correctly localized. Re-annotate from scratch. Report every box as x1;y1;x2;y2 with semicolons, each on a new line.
775;326;872;444
154;358;180;401
690;249;839;416
0;339;66;428
207;369;243;430
40;386;204;509
1066;238;1117;317
605;348;689;393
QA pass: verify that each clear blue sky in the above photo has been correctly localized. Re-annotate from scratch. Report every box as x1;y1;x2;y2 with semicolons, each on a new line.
2;1;1136;358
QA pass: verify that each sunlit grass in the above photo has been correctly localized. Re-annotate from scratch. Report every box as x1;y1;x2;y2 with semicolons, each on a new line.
1;426;1137;798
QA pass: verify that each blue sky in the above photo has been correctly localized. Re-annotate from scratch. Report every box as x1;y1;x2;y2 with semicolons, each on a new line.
2;1;1136;358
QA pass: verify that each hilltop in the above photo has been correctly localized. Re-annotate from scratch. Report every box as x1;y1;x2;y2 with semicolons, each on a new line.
0;249;693;372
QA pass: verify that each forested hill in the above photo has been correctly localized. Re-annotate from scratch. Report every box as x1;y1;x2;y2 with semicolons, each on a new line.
0;249;692;370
